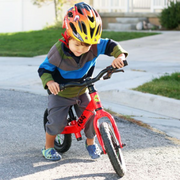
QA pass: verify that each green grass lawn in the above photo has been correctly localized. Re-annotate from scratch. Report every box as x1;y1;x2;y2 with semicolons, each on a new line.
0;27;159;57
133;72;180;100
1;27;179;100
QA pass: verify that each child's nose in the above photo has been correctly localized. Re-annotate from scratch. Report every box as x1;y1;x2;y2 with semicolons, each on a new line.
79;46;85;52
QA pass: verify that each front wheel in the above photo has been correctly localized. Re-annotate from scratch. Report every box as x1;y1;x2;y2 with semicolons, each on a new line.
43;109;72;153
100;122;126;178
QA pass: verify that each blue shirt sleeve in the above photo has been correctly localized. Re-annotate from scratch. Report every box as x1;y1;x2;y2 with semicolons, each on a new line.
38;56;57;77
39;56;56;71
97;38;109;56
97;38;128;58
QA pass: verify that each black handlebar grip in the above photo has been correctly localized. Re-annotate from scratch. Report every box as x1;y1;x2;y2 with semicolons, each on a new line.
59;84;65;91
123;60;128;66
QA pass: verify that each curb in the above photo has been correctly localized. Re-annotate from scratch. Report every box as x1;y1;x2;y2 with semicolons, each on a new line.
99;89;180;120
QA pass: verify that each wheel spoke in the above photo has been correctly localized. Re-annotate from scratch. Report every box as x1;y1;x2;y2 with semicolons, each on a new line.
55;134;62;144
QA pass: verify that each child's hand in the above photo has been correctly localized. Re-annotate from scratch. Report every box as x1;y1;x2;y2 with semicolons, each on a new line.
47;80;60;95
112;54;125;69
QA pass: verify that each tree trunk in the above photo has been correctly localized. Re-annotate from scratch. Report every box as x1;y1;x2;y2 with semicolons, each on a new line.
54;0;58;21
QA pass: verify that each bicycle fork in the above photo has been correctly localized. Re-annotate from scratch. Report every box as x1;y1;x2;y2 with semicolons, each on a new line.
90;92;125;154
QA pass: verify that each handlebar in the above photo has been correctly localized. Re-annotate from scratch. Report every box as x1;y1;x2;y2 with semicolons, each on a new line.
60;60;128;91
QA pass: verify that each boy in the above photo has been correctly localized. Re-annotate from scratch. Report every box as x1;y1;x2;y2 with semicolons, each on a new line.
38;2;128;161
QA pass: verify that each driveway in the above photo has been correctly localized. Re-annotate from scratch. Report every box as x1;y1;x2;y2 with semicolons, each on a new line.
0;31;180;180
0;89;180;180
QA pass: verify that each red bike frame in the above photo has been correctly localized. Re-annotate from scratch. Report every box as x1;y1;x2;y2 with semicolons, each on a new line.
61;91;123;154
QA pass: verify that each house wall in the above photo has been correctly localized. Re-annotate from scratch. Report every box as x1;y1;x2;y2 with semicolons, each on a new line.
0;0;91;33
0;0;169;33
0;0;55;33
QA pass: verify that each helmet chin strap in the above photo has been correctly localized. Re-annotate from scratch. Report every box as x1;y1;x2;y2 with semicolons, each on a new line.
59;31;70;48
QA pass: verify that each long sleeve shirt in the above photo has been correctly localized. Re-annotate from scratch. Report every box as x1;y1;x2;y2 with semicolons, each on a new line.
38;38;128;98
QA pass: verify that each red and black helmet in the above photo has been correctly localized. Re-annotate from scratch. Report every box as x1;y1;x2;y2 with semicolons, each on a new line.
63;2;102;44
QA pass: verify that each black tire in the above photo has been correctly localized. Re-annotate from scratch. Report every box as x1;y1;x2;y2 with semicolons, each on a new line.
43;109;72;153
100;121;126;178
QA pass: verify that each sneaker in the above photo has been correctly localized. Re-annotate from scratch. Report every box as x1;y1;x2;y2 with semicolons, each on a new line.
85;141;101;159
42;147;62;161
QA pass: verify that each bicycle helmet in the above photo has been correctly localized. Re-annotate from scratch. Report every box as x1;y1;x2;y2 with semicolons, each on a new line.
63;2;102;44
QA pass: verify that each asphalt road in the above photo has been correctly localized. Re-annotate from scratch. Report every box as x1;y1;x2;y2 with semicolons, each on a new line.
0;89;180;180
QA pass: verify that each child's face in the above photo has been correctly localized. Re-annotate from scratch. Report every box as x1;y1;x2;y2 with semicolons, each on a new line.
69;38;92;57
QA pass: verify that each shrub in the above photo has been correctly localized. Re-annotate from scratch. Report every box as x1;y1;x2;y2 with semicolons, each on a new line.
159;2;180;29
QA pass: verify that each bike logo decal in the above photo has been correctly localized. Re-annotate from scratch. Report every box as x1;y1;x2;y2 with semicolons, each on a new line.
94;95;100;102
78;115;86;127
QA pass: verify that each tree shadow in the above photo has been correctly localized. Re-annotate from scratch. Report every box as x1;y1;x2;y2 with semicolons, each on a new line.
53;173;120;180
1;90;180;180
0;148;109;180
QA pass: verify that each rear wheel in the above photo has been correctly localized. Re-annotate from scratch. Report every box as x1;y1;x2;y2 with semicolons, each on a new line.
43;109;72;153
100;121;126;177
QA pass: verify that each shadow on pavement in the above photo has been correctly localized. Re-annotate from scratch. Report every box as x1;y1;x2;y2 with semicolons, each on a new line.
0;89;179;180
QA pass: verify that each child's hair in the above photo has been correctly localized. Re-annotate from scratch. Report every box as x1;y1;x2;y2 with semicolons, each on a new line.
59;31;91;48
69;36;91;47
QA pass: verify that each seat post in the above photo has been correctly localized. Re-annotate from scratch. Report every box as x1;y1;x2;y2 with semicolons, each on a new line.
68;106;76;121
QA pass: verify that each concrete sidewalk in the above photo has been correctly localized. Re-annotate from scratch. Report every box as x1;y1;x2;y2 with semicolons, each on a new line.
0;31;180;140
